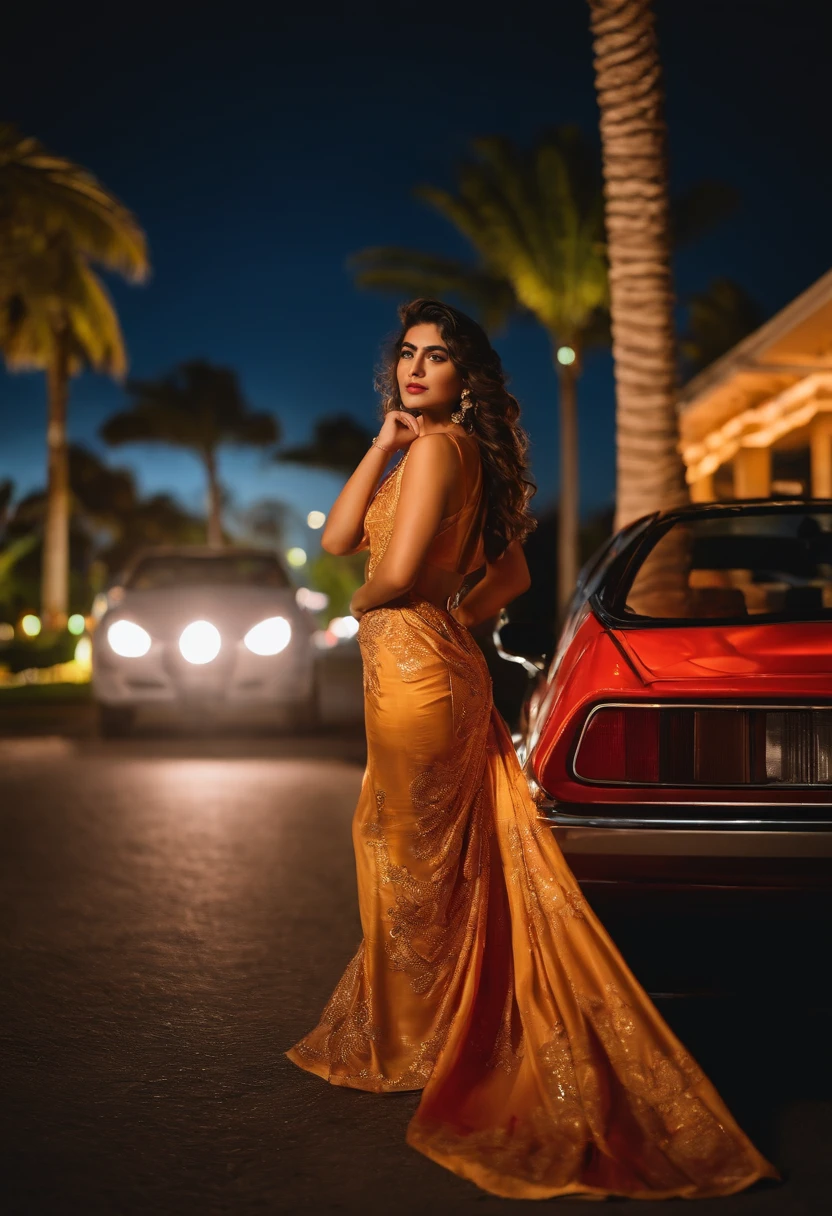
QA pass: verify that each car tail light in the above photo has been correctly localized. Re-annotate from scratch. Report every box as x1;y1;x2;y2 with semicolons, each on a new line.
573;705;832;787
575;707;659;782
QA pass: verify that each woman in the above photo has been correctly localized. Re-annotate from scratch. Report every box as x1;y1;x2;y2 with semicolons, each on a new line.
286;299;781;1200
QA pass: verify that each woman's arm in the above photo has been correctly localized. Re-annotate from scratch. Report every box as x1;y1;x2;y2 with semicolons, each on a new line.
451;539;531;629
321;444;395;556
350;433;458;616
322;411;422;555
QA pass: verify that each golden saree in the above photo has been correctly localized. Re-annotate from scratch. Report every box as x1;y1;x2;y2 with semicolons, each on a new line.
286;444;781;1200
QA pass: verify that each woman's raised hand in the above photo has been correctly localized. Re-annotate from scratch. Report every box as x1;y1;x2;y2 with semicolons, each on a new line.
376;409;424;453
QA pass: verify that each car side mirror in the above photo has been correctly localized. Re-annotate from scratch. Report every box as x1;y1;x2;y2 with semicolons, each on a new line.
497;621;552;666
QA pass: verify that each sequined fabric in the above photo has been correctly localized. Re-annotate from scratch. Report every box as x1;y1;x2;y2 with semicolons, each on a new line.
286;443;781;1200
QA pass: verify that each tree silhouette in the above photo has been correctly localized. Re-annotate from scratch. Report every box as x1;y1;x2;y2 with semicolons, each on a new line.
0;123;149;626
278;413;375;477
100;359;279;546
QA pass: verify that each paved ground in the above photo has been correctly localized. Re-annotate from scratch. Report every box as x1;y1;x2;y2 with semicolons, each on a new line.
0;716;829;1215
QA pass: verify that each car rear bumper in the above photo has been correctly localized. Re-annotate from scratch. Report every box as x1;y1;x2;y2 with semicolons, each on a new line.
536;800;832;890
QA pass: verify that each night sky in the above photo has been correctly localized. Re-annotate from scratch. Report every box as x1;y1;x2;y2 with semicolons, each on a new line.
2;0;830;554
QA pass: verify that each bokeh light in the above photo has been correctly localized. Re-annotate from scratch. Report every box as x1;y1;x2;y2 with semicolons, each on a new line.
21;614;41;637
329;615;359;639
286;547;307;567
295;586;329;611
68;614;86;635
557;345;576;366
91;593;110;621
306;510;326;529
74;636;92;667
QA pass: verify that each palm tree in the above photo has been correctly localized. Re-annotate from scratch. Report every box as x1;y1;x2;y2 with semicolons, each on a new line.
231;498;292;550
350;126;609;614
0;478;13;535
278;413;375;477
0;447;207;613
2;237;133;626
680;278;763;381
100;359;280;546
586;0;687;529
0;123;149;627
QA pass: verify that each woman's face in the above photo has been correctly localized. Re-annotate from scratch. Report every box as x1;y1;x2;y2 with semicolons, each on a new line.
396;323;465;416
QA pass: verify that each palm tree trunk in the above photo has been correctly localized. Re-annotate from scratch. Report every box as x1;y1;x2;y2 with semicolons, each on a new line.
587;0;688;529
556;358;580;617
41;327;71;629
204;451;223;547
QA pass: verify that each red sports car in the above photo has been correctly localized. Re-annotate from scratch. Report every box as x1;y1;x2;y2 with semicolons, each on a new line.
503;501;832;993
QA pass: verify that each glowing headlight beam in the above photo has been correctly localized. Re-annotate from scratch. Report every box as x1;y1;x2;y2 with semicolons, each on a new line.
244;616;292;656
107;620;152;658
179;620;222;665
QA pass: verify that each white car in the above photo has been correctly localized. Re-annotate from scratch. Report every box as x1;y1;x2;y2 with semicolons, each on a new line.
91;546;319;736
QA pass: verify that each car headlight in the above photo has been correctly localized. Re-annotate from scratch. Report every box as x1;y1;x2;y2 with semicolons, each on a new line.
244;616;291;656
107;620;152;658
179;620;221;665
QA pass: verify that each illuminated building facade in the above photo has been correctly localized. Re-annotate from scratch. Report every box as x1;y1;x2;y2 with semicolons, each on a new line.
679;268;832;502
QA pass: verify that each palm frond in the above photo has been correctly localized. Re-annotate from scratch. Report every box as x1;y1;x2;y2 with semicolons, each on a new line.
0;531;40;584
63;257;127;376
100;400;188;449
278;413;376;476
100;360;280;456
0;477;14;523
0;124;149;281
398;127;611;339
349;246;519;332
0;239;127;375
670;180;740;250
679;277;763;377
467;136;548;274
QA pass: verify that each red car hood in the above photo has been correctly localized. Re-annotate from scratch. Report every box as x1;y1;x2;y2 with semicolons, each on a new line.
612;621;832;688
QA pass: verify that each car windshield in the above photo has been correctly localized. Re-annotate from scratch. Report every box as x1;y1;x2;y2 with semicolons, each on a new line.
616;509;832;622
126;555;290;591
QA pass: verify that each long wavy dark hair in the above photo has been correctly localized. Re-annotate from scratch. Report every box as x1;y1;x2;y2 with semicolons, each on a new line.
375;298;538;562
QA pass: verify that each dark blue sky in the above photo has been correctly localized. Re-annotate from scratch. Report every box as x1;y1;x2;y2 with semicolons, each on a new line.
2;0;830;553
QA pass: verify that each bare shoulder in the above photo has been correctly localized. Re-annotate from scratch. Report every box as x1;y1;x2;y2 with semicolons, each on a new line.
406;432;460;467
399;433;459;501
406;432;457;474
410;431;459;448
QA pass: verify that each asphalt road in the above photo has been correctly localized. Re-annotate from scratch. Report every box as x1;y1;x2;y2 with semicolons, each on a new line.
0;715;829;1216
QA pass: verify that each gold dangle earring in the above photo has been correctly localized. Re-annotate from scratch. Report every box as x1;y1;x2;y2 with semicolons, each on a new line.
451;387;476;425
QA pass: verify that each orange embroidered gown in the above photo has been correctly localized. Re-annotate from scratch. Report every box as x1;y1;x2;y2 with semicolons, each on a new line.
286;435;781;1200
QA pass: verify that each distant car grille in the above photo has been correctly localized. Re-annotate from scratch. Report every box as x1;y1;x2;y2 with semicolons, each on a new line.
573;704;832;788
